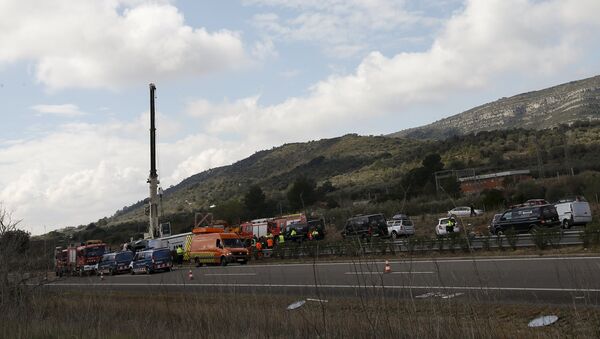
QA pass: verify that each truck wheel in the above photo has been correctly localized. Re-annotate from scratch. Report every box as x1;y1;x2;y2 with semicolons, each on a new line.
562;219;571;229
391;231;398;240
220;257;228;266
529;225;538;234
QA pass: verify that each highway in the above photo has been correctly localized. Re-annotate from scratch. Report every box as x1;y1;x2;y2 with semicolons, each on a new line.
46;255;600;305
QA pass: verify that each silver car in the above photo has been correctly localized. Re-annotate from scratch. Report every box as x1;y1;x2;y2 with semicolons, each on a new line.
387;218;415;239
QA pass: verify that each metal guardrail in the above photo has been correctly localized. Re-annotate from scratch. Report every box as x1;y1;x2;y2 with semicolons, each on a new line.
264;230;594;259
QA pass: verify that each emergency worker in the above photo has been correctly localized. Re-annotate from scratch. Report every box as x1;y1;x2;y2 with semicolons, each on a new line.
446;218;455;234
176;245;184;265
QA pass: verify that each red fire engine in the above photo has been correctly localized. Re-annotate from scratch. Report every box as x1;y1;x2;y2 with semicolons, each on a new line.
55;240;108;277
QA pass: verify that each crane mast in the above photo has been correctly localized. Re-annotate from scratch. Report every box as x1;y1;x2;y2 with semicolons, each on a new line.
147;83;160;239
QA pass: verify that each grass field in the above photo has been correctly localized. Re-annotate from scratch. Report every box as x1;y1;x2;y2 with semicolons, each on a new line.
2;288;600;338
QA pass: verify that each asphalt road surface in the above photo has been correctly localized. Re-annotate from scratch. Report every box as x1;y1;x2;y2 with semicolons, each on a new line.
46;255;600;305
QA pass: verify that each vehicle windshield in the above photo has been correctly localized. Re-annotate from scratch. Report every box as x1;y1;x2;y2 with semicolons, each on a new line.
100;253;115;262
370;215;385;224
85;246;106;257
116;252;133;262
223;238;244;248
152;250;171;260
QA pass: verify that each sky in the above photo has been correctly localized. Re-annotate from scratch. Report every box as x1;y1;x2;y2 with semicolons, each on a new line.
1;0;600;235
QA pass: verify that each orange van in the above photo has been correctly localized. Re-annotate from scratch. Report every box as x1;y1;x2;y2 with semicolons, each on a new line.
188;232;249;266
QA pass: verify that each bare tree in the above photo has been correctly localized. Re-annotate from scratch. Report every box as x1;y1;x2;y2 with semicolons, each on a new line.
0;203;26;306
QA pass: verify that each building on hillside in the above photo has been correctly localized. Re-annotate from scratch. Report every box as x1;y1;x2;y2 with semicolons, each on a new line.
458;169;532;194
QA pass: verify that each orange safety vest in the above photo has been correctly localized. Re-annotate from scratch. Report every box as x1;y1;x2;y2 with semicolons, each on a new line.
256;242;262;251
266;238;273;248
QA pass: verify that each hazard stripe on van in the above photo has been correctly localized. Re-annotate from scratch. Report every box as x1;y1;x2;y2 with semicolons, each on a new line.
183;235;193;261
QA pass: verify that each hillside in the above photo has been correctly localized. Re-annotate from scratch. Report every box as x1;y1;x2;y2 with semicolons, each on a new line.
391;75;600;140
43;76;600;245
42;120;600;246
111;134;429;224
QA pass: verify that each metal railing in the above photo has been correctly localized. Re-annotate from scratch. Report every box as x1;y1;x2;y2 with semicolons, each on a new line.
257;230;596;260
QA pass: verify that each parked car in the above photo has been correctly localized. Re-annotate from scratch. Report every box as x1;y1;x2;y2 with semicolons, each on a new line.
387;216;415;239
447;206;483;217
131;248;173;274
488;213;503;234
96;251;134;275
489;204;560;235
435;217;460;236
342;214;388;238
554;196;592;228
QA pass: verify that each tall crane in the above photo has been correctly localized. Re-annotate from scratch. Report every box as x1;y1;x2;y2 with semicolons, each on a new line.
147;83;160;239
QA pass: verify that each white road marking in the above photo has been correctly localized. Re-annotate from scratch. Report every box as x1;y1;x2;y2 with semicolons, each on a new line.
204;273;257;276
43;282;600;293
194;256;600;269
344;271;435;275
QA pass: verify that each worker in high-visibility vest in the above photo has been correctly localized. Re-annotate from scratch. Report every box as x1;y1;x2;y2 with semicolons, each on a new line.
176;245;184;265
266;237;274;248
311;229;319;240
278;234;285;244
446;218;455;234
290;228;297;241
255;241;263;259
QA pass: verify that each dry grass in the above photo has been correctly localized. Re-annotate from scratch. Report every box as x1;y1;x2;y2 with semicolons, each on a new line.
2;288;600;339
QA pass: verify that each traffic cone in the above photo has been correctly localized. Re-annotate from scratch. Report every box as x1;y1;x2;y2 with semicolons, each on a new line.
188;269;194;280
384;260;392;274
100;272;104;280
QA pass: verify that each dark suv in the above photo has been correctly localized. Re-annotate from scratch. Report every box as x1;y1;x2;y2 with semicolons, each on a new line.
342;214;388;238
490;204;560;234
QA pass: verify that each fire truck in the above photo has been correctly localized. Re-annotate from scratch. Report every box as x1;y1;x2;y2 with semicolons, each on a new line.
239;213;307;239
55;240;108;277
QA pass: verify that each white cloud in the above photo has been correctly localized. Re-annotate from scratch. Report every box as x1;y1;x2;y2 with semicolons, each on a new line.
0;115;255;235
3;0;600;235
196;0;600;141
31;104;86;117
252;38;279;60
0;0;247;90
248;0;436;57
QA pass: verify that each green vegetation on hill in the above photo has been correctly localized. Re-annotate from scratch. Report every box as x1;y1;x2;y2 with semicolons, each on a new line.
42;120;600;247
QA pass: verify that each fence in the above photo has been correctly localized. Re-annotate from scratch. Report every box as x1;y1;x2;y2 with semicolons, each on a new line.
261;229;598;259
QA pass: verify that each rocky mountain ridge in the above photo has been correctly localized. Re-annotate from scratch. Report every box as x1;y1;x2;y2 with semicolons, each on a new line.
392;75;600;140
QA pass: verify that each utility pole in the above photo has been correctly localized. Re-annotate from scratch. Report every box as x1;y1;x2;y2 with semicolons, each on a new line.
147;83;160;239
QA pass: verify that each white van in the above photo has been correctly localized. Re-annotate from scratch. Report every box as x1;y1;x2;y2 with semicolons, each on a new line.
554;197;592;228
